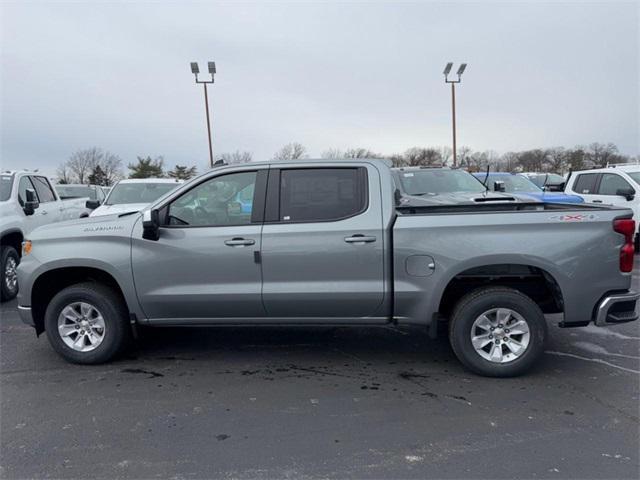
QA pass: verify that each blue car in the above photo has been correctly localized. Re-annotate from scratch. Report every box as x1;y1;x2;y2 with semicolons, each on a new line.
473;172;584;204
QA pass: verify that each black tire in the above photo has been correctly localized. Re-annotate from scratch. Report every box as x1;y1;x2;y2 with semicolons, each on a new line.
1;246;20;302
44;282;131;364
448;287;547;377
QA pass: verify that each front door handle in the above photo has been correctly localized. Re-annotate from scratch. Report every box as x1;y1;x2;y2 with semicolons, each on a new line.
344;234;376;244
40;210;48;215
224;237;255;247
592;200;603;203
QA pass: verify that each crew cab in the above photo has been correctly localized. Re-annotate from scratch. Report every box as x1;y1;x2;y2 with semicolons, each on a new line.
0;171;89;300
565;164;640;250
16;159;638;376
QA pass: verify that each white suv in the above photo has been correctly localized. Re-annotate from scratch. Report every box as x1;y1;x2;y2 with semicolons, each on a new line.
565;163;640;249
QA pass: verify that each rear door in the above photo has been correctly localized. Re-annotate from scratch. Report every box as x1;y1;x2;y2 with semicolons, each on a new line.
260;164;386;320
568;172;600;203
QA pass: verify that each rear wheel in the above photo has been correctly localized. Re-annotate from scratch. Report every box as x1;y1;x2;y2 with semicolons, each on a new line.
1;246;20;301
448;287;547;377
44;282;131;364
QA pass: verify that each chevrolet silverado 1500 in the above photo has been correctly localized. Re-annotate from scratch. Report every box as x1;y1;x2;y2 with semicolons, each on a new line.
16;159;639;376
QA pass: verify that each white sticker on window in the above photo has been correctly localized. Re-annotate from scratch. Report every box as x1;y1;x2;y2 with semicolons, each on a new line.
283;216;291;220
403;173;414;177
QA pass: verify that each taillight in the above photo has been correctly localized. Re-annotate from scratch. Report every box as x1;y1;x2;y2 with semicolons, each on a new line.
613;218;635;273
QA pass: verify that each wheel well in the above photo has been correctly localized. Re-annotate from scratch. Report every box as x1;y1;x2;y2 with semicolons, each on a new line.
1;231;24;255
31;267;128;334
438;264;564;318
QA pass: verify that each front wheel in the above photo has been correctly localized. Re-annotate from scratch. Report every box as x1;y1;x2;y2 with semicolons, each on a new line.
44;282;131;364
1;246;20;301
448;287;547;377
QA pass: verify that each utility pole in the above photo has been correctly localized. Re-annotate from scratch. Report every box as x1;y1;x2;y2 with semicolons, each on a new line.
190;61;216;168
443;62;467;167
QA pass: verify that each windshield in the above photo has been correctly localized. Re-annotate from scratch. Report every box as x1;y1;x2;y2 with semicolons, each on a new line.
0;174;14;202
397;169;486;195
488;174;541;193
626;172;640;185
106;182;179;205
56;185;99;200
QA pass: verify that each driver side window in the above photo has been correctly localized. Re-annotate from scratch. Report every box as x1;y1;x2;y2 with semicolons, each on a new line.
166;171;257;227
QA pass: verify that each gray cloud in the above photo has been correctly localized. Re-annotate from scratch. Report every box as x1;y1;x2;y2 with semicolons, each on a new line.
1;1;638;176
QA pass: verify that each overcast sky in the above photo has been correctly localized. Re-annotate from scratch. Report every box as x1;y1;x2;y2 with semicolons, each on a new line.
1;1;638;175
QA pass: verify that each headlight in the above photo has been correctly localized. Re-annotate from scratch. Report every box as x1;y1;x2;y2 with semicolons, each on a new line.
22;240;32;256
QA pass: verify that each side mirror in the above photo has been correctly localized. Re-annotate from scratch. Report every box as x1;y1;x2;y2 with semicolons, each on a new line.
142;209;160;241
23;189;39;216
86;199;101;209
616;188;635;201
494;181;506;192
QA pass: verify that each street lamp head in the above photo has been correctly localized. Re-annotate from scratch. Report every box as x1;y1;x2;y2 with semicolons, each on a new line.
208;61;216;75
456;63;467;76
190;62;200;75
443;62;453;76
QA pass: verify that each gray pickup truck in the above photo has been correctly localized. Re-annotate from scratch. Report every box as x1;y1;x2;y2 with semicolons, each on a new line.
16;159;639;376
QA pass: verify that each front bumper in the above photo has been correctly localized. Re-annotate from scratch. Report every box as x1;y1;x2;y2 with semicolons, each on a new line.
594;291;639;326
17;305;35;327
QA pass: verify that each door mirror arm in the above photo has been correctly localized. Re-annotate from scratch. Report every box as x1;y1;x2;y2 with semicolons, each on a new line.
142;209;160;241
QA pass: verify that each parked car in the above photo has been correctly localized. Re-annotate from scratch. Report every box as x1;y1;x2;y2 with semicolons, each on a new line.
90;178;182;217
474;172;584;204
392;167;523;205
0;171;90;300
520;172;567;192
16;159;638;376
565;163;640;250
55;184;108;210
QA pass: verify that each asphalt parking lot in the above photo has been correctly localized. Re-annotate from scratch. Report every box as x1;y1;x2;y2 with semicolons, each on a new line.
1;269;638;479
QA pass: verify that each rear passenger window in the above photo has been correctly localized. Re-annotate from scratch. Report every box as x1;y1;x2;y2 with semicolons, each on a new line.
573;173;598;194
31;176;56;203
279;168;367;222
597;174;633;195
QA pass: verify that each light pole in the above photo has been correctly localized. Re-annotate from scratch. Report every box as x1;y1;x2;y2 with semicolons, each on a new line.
443;62;467;167
190;61;216;168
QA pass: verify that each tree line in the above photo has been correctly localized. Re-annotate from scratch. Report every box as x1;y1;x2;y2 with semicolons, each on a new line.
56;142;637;185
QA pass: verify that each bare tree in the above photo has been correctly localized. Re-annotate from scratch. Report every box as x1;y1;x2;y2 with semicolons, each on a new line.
65;147;123;185
55;163;72;184
272;142;307;160
101;151;124;185
546;147;567;173
456;146;473;167
219;151;253;164
586;142;618;168
440;146;452;165
68;148;101;184
321;148;344;159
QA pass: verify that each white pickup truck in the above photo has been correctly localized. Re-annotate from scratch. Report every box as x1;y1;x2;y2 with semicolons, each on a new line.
565;163;640;250
0;171;90;300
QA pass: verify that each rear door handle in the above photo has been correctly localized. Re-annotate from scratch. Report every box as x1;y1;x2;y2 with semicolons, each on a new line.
344;234;376;244
224;237;255;247
592;200;603;203
40;210;48;215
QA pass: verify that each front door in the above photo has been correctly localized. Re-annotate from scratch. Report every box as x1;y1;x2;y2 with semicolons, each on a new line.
260;165;386;320
132;168;266;322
